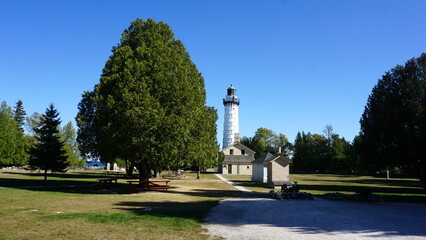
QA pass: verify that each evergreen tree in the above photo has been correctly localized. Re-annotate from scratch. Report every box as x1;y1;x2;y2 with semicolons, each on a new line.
360;53;426;188
29;104;68;180
0;101;28;166
77;18;217;180
13;100;26;132
293;131;309;171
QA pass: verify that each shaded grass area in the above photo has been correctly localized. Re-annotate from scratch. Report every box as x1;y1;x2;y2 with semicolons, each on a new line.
291;174;425;203
0;170;233;240
45;212;198;229
222;173;426;203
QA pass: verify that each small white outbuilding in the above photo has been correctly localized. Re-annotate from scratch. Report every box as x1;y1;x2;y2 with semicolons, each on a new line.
251;152;273;183
251;152;292;187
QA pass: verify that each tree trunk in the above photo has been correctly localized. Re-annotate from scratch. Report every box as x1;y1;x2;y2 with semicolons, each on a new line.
136;164;150;182
197;170;200;179
125;160;134;178
44;169;47;181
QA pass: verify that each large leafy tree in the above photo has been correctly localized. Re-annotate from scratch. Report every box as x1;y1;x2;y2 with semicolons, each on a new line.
29;104;68;180
360;53;426;188
61;121;84;167
77;18;218;180
25;112;43;135
188;106;219;179
0;101;28;166
242;127;292;158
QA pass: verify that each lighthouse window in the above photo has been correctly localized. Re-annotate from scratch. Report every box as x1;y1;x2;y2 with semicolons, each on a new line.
230;149;234;155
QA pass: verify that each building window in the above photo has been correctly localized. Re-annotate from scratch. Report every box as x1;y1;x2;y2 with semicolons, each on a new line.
241;149;245;155
230;149;234;155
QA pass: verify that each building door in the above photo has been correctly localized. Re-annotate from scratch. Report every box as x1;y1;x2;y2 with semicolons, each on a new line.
228;164;232;174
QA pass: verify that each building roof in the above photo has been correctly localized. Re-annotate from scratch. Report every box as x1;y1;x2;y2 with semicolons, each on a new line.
265;154;292;164
252;152;274;164
221;141;256;154
252;153;292;164
223;155;255;163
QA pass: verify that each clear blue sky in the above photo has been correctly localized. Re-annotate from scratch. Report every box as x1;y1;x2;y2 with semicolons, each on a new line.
1;0;425;146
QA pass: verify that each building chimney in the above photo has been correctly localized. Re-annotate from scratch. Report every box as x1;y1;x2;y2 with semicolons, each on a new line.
234;133;240;142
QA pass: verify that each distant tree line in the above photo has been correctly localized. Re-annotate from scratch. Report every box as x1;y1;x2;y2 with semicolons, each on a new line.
0;100;84;179
241;125;360;174
243;53;426;189
292;126;361;174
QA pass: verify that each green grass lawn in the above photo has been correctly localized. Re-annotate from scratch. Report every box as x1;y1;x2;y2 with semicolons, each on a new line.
1;170;425;240
222;173;426;203
0;170;249;240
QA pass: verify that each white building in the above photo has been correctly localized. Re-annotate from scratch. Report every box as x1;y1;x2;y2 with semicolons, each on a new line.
251;152;273;183
222;85;240;148
220;85;255;175
251;152;292;187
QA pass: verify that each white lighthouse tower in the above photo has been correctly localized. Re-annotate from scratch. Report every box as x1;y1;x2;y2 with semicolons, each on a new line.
223;85;240;148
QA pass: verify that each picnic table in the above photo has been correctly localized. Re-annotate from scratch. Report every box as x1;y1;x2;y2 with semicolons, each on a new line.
166;172;186;180
127;180;170;191
97;178;118;188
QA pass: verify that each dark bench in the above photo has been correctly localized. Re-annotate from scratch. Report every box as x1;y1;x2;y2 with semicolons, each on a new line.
97;178;118;188
127;180;170;191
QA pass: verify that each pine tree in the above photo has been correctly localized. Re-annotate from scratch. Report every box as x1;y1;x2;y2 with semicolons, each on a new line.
13;100;26;132
29;104;68;180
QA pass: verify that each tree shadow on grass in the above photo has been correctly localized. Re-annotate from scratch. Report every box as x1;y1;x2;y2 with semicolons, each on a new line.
111;188;267;222
228;180;268;188
301;177;423;188
114;200;219;221
0;172;265;197
166;188;265;198
0;171;133;194
299;184;426;203
0;171;122;179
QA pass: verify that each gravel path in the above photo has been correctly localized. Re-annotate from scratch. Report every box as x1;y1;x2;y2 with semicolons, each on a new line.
204;197;426;240
214;174;253;193
204;175;426;240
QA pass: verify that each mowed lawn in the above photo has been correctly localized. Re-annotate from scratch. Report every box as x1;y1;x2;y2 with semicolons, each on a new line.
223;173;426;203
0;170;251;240
1;171;425;240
